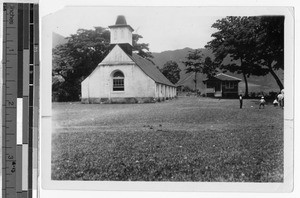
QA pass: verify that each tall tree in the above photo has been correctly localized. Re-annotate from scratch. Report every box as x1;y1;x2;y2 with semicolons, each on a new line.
52;27;111;101
182;49;204;91
202;56;218;78
53;27;153;101
160;61;181;84
182;49;217;91
206;17;269;97
254;16;284;90
132;34;153;59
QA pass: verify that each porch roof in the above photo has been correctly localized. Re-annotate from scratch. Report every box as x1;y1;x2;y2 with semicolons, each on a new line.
203;73;242;82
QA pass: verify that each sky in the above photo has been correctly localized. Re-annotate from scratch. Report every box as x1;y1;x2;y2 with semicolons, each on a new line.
45;6;223;52
42;5;292;53
0;0;296;54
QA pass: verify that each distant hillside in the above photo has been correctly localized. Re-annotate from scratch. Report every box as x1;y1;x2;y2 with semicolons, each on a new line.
151;48;284;94
152;48;214;88
152;47;213;70
152;47;192;68
52;32;68;48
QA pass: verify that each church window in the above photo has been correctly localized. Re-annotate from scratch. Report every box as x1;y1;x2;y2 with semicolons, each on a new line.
112;71;124;91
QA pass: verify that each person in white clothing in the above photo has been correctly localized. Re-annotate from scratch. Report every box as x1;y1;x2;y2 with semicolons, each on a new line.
259;96;266;109
273;98;279;107
239;94;243;109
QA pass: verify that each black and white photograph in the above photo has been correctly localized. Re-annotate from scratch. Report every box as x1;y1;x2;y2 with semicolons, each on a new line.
41;5;294;192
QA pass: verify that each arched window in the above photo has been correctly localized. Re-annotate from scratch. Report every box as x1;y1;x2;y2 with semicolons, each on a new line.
112;71;124;91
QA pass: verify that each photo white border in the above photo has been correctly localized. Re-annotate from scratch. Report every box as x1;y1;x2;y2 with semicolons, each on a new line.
40;2;295;194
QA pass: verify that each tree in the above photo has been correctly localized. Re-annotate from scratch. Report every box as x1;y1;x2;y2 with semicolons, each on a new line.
182;49;203;91
132;34;153;59
52;27;111;101
182;49;218;91
254;16;284;90
206;17;270;97
206;16;283;97
160;61;181;84
52;27;153;101
202;56;218;78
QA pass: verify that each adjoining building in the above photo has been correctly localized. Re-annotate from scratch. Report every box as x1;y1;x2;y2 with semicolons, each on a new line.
203;73;241;98
81;15;177;104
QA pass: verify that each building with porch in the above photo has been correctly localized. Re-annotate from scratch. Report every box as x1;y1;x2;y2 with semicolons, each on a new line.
203;73;241;98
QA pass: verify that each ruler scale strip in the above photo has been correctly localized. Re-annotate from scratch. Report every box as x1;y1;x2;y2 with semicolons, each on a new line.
2;3;18;198
2;3;39;198
28;4;35;198
17;5;24;198
32;5;39;198
17;4;24;198
23;4;30;198
1;6;6;197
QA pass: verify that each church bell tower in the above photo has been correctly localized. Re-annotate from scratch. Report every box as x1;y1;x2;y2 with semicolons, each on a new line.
109;15;134;55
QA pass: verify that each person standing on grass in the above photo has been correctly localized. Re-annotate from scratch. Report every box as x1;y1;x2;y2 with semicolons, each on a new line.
273;98;279;107
259;96;266;109
277;89;284;108
239;94;243;109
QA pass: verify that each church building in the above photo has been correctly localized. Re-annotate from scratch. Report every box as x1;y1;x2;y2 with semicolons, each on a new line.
81;15;177;104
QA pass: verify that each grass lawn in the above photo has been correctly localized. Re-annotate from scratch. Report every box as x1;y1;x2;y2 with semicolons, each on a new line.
51;97;283;182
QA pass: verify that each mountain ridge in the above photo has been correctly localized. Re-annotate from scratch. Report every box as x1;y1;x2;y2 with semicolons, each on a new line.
52;32;68;48
151;48;283;93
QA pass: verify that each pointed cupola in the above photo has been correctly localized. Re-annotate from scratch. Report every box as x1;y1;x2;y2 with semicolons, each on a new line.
109;15;134;55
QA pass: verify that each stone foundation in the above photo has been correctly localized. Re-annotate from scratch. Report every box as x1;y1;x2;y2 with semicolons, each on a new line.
81;97;161;104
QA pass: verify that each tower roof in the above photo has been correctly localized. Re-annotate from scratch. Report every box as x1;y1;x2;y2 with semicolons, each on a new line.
115;15;127;25
108;15;134;32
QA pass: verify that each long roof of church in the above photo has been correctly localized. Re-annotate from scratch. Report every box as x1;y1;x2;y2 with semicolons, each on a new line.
130;53;176;87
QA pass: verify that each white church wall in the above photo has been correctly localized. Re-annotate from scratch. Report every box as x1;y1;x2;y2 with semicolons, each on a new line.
82;64;157;103
82;62;177;104
108;65;156;98
81;45;162;103
81;77;89;99
162;85;165;99
100;45;133;64
166;86;168;98
158;84;162;98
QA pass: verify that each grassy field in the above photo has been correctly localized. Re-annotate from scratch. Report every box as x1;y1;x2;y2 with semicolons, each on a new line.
52;97;283;182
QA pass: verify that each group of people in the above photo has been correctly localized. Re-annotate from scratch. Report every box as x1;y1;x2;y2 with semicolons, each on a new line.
239;89;284;109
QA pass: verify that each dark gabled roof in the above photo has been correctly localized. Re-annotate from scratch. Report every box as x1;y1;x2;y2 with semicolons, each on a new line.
203;73;242;82
130;53;175;87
